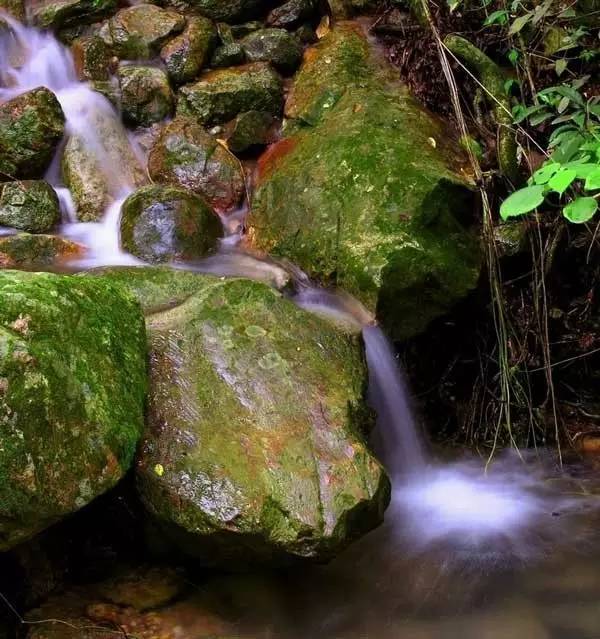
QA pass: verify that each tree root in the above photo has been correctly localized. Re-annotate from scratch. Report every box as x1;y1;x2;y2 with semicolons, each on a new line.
444;34;520;184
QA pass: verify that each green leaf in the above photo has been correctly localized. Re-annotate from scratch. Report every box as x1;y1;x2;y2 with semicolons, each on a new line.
484;9;508;25
532;162;560;184
500;185;546;219
584;168;600;190
509;13;532;35
530;111;554;126
555;59;568;76
548;168;577;195
557;96;570;113
563;197;598;223
508;48;519;66
564;163;598;179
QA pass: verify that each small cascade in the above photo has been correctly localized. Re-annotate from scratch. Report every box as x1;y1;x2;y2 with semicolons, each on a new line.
0;15;143;263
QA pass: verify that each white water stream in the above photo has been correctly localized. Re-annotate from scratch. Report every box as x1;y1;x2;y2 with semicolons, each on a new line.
0;15;591;563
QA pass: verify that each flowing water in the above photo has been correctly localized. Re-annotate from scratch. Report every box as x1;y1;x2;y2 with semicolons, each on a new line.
2;17;600;639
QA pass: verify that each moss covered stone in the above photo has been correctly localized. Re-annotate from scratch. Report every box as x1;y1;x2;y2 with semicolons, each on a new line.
240;28;303;75
118;66;174;127
162;0;262;23
177;62;284;126
267;0;317;28
71;35;111;82
0;270;147;550
120;185;222;263
160;16;217;85
0;88;65;181
249;24;481;340
210;42;246;68
99;4;185;60
226;110;276;153
30;0;116;30
0;181;60;233
0;233;82;268
119;270;390;563
148;116;245;213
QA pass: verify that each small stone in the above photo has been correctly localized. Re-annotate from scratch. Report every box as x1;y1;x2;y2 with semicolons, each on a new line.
118;66;174;127
72;35;111;82
0;181;61;233
240;28;303;74
210;42;246;68
226;110;276;153
0;233;82;269
267;0;317;28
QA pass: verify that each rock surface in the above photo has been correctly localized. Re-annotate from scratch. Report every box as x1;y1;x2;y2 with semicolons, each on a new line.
250;24;481;339
0;233;82;268
177;62;284;126
0;181;60;233
160;16;217;85
267;0;317;28
240;28;303;74
0;270;147;550
148;116;245;212
0;88;65;181
72;35;111;82
99;4;185;60
210;41;246;67
118;66;174;127
226;110;276;153
30;0;116;30
163;0;262;23
111;269;392;563
120;185;222;263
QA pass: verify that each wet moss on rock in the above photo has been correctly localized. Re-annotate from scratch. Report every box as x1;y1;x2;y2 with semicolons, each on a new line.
0;233;82;268
0;181;61;233
118;66;174;127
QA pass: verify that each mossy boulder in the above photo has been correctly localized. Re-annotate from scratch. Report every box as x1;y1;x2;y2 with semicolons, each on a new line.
177;62;284;126
118;66;174;127
120;185;222;263
0;181;60;233
118;270;390;563
0;88;65;181
72;35;111;82
0;270;147;550
61;106;145;222
249;24;481;340
267;0;317;28
163;0;262;23
0;233;82;269
240;28;303;74
226;110;276;153
210;42;246;68
29;0;116;30
160;16;217;85
99;4;185;60
148;116;244;213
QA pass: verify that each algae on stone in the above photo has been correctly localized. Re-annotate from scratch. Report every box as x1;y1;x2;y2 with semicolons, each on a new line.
118;66;174;127
131;271;389;563
0;270;147;550
250;24;481;340
30;0;116;30
0;233;82;268
0;181;60;233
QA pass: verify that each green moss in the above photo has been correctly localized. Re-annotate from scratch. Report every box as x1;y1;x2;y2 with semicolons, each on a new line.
0;270;147;550
118;66;174;127
30;0;117;30
0;233;82;268
250;25;481;340
0;181;60;233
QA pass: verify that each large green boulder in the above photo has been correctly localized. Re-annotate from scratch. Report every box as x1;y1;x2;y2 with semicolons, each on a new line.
148;116;245;212
240;28;303;74
0;88;65;181
99;4;185;60
118;66;174;127
163;0;262;22
249;24;481;340
0;234;81;269
0;271;147;550
120;185;223;263
0;181;60;233
29;0;116;30
177;62;284;126
160;16;217;85
113;269;390;564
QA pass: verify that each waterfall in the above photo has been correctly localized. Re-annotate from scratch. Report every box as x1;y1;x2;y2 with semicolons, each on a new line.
0;14;142;264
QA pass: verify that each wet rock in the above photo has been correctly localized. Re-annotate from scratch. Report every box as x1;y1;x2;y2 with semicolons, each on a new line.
493;221;528;257
210;41;246;67
267;0;317;28
120;185;222;263
72;35;111;82
295;23;318;44
0;233;82;268
0;270;146;550
61;105;145;222
178;62;284;126
0;181;60;233
0;0;24;20
0;88;65;181
99;4;185;60
123;270;390;564
118;66;174;127
250;25;481;340
163;0;262;23
30;0;117;30
240;28;303;75
148;116;244;212
226;110;276;153
160;16;217;85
